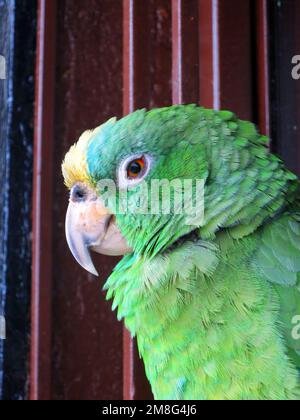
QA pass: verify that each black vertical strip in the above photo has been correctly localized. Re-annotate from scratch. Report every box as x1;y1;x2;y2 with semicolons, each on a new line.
268;0;300;175
0;0;37;400
0;0;13;397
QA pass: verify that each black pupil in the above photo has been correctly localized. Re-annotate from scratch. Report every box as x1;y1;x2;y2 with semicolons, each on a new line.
128;161;142;175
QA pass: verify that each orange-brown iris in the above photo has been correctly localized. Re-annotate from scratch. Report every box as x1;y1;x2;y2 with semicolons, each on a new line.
126;157;146;179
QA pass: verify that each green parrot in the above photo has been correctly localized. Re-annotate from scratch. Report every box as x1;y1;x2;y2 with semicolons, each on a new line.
63;105;300;400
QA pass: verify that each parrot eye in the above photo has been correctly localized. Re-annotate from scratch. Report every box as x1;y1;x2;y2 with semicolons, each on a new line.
126;157;146;179
118;154;151;189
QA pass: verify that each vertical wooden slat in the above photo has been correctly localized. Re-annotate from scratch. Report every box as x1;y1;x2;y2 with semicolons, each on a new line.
123;0;134;115
123;0;172;400
122;328;135;400
172;0;200;104
172;0;183;104
31;0;56;400
199;0;220;109
256;0;270;137
122;0;134;373
123;0;138;400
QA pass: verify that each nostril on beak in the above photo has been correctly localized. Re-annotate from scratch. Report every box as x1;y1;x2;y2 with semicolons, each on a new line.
71;185;87;202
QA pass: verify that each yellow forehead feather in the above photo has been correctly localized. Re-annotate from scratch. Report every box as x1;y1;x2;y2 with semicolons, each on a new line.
62;129;93;189
62;118;116;189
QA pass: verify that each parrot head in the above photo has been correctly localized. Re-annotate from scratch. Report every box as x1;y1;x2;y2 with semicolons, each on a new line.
62;105;298;276
63;106;210;275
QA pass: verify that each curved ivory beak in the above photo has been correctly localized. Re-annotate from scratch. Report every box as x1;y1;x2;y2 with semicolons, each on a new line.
65;183;132;276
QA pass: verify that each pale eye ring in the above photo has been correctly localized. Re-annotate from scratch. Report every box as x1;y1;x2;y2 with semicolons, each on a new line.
118;154;152;188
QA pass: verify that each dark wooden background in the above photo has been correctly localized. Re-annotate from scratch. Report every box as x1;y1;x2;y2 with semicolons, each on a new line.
0;0;299;400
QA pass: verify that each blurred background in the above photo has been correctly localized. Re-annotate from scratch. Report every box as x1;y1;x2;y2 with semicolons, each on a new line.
0;0;299;400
